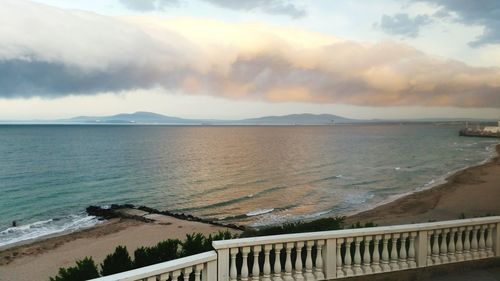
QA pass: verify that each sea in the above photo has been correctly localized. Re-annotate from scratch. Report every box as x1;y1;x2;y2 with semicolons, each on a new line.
0;124;498;247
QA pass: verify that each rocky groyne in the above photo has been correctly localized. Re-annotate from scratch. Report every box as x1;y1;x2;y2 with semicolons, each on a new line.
85;204;245;230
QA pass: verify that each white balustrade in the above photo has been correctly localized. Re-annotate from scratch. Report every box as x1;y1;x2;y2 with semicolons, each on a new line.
92;216;500;281
89;251;217;281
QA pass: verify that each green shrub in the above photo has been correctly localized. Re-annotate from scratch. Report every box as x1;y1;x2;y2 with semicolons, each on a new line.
182;233;208;256
350;221;377;229
49;257;99;281
134;239;181;268
240;217;346;237
100;246;133;276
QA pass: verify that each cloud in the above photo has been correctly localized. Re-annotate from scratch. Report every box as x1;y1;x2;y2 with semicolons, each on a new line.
378;13;432;38
119;0;306;18
414;0;500;47
203;0;306;18
1;0;499;108
119;0;179;11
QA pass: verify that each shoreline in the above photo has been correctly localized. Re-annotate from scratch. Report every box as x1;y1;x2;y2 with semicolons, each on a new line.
346;143;500;225
345;141;500;219
0;213;239;281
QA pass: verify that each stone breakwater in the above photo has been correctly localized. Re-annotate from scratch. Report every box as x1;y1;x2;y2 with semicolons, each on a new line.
85;204;246;231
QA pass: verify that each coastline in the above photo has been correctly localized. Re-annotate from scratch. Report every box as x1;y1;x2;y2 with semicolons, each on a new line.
1;143;499;281
0;213;238;281
346;143;500;225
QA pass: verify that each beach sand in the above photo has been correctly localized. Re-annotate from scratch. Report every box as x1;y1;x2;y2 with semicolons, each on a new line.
0;214;236;281
1;144;499;281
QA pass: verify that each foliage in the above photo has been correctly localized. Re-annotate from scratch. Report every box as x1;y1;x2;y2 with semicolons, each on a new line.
240;217;346;237
100;246;133;276
134;239;181;268
350;221;377;229
49;257;99;281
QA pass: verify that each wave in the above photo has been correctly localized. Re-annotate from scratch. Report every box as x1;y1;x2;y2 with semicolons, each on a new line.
0;213;100;248
246;208;274;217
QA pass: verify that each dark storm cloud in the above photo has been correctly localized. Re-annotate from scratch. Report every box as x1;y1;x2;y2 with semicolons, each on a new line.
0;60;160;98
119;0;306;18
378;13;432;38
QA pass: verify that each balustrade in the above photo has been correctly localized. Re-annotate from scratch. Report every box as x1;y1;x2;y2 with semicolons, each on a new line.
91;216;500;281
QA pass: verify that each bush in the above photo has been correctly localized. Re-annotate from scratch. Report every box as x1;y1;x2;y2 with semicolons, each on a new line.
134;239;181;268
49;257;99;281
100;246;133;276
181;233;208;256
240;217;346;237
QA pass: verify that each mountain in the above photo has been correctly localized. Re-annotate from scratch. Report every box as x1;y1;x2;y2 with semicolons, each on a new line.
59;112;361;125
2;112;493;125
67;111;201;124
234;113;358;125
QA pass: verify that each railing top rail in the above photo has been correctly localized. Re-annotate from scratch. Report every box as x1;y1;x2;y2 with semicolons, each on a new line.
89;251;217;281
212;216;500;249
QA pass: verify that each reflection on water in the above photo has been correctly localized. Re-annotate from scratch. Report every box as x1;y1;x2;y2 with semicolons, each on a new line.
0;124;497;230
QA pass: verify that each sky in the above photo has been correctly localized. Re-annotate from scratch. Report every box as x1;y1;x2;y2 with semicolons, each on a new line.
0;0;499;120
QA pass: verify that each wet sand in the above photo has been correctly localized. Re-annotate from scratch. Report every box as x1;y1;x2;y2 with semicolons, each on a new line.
1;144;499;281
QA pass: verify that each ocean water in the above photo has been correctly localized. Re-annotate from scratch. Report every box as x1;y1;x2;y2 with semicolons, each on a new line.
0;124;498;247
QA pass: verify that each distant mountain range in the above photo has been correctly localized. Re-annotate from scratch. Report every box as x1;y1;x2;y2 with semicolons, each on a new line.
1;111;496;125
65;112;359;125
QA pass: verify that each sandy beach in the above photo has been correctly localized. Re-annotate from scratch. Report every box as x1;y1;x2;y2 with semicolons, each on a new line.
1;143;499;281
0;213;237;281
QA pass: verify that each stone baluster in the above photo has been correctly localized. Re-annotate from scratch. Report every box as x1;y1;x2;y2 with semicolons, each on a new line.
486;224;495;257
479;225;487;258
456;228;464;261
381;234;391;272
273;244;284;281
362;236;372;274
408;232;417;268
241;247;251;281
439;229;449;263
432;230;441;265
294;241;304;281
252;246;262;281
371;235;382;273
183;266;193;281
230;248;239;281
304;241;315;281
314;240;325;280
263;245;272;281
194;264;204;281
284;243;294;281
471;226;479;259
399;233;408;269
171;269;182;281
390;233;400;271
159;272;170;281
463;227;472;260
427;231;433;266
448;228;457;262
343;238;354;277
353;237;363;275
336;238;344;278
